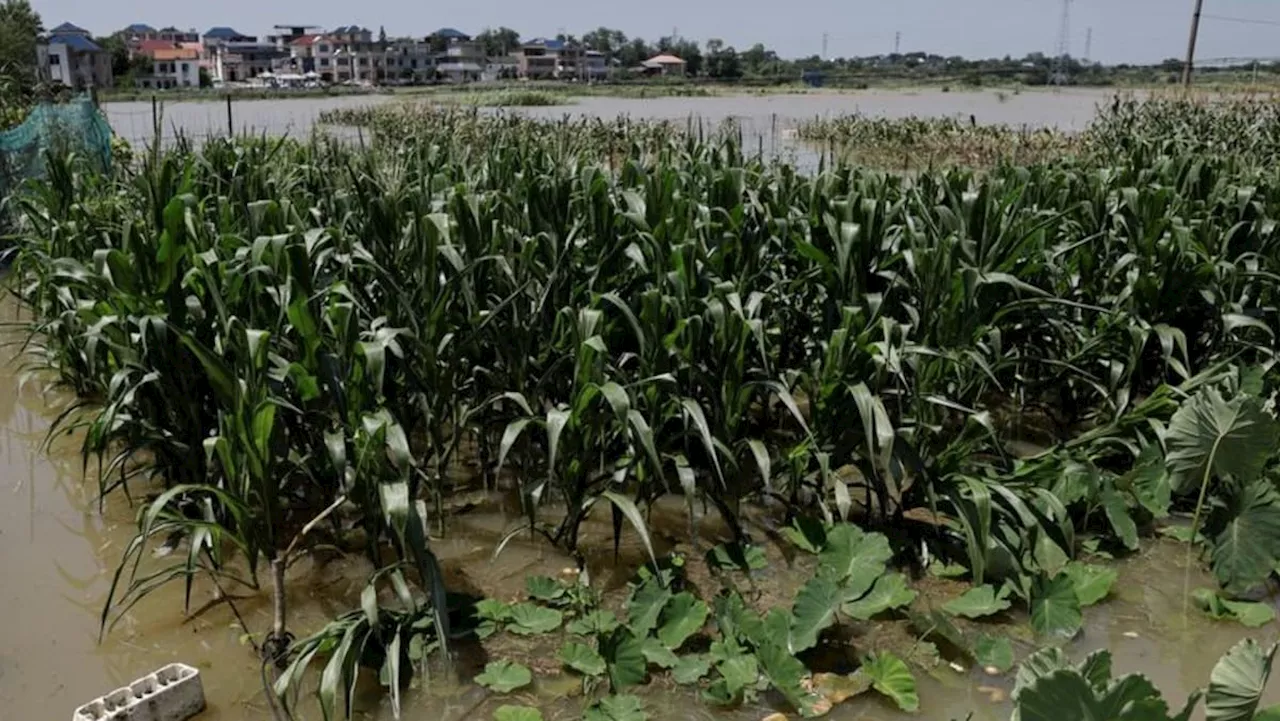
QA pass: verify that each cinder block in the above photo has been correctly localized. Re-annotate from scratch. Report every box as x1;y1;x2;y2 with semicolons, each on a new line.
73;663;205;721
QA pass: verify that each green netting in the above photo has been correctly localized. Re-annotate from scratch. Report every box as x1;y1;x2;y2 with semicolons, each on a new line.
0;96;112;231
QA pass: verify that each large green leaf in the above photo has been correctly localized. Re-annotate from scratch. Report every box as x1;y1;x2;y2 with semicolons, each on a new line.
475;660;533;693
1191;588;1276;628
601;629;647;689
1210;481;1280;595
975;634;1014;673
671;655;711;685
567;610;620;636
640;637;679;669
817;524;893;597
757;641;824;717
507;603;563;635
657;592;709;650
842;572;917;620
560;641;606;676
1100;489;1140;550
861;652;919;712
943;584;1011;619
1062;561;1118;607
711;638;759;697
1165;389;1277;493
1015;669;1167;721
525;576;565;604
790;575;843;653
626;578;672;638
1030;575;1083;639
1206;639;1279;721
584;694;648;721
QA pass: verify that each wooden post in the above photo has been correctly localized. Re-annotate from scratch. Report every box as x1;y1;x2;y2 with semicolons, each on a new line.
226;94;233;137
151;94;159;137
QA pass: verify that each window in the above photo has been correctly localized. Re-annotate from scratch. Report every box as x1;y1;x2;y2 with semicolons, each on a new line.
358;57;368;66
319;58;330;67
49;54;60;65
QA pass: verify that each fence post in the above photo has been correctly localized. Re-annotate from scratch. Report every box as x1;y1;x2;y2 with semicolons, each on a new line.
226;95;233;137
151;95;159;138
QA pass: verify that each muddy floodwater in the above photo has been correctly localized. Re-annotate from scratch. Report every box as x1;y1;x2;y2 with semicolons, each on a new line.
1;241;1277;720
104;87;1123;149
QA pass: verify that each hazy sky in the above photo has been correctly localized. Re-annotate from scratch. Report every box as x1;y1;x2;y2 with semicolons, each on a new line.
30;0;1280;65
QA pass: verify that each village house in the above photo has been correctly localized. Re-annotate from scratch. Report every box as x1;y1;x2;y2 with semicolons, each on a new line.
37;22;114;89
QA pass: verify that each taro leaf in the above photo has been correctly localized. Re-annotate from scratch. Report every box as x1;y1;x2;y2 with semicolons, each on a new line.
928;561;970;578
657;592;709;650
757;641;824;717
526;575;565;603
817;524;893;597
1015;669;1163;721
494;706;544;721
711;638;759;696
790;575;843;653
1220;599;1276;628
583;694;648;721
906;609;974;661
708;542;768;572
475;660;533;693
601;628;647;689
1165;389;1277;494
672;654;712;685
640;637;679;669
626;578;672;638
1100;489;1140;550
1206;640;1279;721
1061;561;1118;607
1012;647;1071;702
974;634;1014;673
782;516;829;554
1210;480;1280;596
560;641;607;676
1030;574;1082;639
812;671;872;709
475;598;512;638
1127;445;1172;519
1159;525;1206;544
567;610;620;636
942;584;1011;619
1077;650;1115;692
507;603;563;635
861;652;920;712
842;572;917;620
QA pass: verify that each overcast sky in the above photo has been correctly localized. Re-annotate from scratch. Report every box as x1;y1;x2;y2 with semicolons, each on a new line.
31;0;1280;65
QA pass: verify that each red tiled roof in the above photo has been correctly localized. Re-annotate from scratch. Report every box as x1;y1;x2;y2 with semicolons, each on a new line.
152;47;200;60
291;35;321;46
136;39;180;52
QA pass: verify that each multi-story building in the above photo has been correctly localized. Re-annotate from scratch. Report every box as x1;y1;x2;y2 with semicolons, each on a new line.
137;47;201;88
517;39;603;80
431;28;484;83
120;24;199;44
37;23;114;89
267;25;325;51
211;42;288;83
385;37;436;84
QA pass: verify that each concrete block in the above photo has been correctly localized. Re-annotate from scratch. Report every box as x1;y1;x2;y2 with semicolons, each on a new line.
73;663;205;721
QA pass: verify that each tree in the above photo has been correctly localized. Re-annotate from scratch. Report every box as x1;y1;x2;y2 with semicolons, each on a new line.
378;25;387;50
475;27;520;57
198;67;212;88
0;0;42;97
617;38;651;68
705;39;742;80
583;27;626;59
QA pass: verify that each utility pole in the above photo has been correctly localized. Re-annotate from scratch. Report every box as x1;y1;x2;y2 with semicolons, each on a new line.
1182;0;1205;86
1084;27;1093;63
1052;0;1073;85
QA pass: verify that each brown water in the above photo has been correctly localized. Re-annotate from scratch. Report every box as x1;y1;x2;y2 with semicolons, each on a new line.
104;88;1121;150
1;295;1276;720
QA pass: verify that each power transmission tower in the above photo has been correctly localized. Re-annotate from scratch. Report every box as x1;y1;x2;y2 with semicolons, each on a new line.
894;31;901;55
1052;0;1073;84
1084;27;1093;63
1182;0;1205;86
822;32;829;60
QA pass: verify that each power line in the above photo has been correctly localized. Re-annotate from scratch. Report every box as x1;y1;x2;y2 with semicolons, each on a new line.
1202;13;1280;27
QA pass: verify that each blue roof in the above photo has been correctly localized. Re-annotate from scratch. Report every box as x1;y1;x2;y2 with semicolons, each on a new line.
332;25;369;34
204;26;246;39
526;37;565;50
50;33;101;51
433;27;468;39
49;22;88;34
125;23;156;33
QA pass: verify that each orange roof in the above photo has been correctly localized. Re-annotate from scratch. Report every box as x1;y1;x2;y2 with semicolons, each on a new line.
152;47;200;60
136;39;180;52
291;34;323;46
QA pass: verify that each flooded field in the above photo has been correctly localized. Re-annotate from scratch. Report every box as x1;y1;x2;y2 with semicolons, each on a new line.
0;290;1274;720
104;88;1121;149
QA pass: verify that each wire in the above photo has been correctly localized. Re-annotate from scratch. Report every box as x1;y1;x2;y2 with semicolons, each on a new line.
1202;13;1280;27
